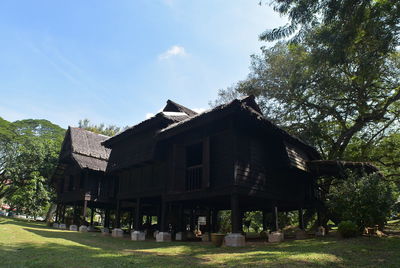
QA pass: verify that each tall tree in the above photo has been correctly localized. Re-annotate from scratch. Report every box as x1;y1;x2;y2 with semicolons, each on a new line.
215;42;400;162
78;119;124;137
0;118;65;213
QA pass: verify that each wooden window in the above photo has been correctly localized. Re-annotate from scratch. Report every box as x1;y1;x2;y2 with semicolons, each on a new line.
185;142;203;191
185;137;210;191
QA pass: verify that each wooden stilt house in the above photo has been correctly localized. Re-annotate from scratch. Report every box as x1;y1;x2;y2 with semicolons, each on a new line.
101;96;322;243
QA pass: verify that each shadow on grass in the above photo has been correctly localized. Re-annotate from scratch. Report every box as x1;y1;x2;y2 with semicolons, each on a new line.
2;218;400;267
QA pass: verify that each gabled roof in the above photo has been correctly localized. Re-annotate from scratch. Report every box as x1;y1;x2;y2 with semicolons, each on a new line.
158;96;320;159
102;100;196;148
64;127;111;171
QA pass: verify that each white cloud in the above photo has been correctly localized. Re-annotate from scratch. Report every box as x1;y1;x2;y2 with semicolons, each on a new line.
193;108;206;114
158;45;187;60
145;113;155;119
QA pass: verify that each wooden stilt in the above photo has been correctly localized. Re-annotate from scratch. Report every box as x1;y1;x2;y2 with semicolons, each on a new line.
135;198;141;230
115;200;121;228
231;194;242;233
274;206;279;231
90;207;94;226
160;200;167;232
104;209;110;228
299;208;304;230
262;210;268;231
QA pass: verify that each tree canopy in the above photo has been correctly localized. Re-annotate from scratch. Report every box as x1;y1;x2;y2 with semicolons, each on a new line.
0;118;65;216
78;119;125;137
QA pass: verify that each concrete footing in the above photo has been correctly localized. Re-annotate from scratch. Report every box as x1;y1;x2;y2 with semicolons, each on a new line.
79;225;88;232
316;226;326;237
175;232;183;241
268;231;284;243
185;231;195;240
131;230;146;241
224;233;245;247
153;230;159;239
53;223;59;228
295;229;308;240
156;232;171;242
58;223;67;230
69;225;78;231
101;228;110;235
112;228;124;238
87;226;96;232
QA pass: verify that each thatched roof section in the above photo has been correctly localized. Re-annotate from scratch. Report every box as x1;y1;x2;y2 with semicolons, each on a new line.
68;127;111;171
103;100;195;147
158;96;320;158
163;99;198;116
307;160;379;177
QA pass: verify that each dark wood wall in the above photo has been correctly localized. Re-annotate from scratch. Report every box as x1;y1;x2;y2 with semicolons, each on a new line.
164;116;235;194
56;163;114;204
116;162;166;199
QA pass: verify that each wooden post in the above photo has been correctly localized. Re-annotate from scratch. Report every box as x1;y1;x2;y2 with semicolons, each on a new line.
190;209;195;232
206;207;211;240
211;209;218;233
178;203;184;232
135;198;141;231
129;209;134;232
90;207;95;226
160;200;168;232
115;200;121;228
274;206;279;231
82;200;88;223
299;208;304;230
104;209;110;228
73;203;78;225
262;210;267;231
231;194;242;233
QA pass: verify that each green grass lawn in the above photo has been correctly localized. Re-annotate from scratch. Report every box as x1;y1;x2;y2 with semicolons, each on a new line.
1;217;400;268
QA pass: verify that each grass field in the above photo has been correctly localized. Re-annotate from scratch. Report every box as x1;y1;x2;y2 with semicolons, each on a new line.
1;217;400;268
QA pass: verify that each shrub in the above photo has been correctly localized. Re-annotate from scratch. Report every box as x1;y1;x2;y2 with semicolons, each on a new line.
338;221;358;238
327;172;398;230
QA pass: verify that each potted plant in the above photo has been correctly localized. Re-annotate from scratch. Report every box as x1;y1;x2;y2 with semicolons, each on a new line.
211;232;225;247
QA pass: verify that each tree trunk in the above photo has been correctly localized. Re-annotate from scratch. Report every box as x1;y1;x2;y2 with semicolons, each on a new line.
45;203;57;224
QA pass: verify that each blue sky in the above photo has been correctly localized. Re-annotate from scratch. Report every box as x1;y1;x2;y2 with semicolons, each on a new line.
0;0;286;129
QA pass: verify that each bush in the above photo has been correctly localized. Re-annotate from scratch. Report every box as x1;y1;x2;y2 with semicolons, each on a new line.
338;221;358;238
327;172;398;230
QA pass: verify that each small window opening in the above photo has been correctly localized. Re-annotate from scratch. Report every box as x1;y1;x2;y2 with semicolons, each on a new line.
185;142;203;191
186;142;203;167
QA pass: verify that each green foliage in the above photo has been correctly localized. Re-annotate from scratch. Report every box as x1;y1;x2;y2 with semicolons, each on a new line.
261;0;400;63
337;221;359;238
78;119;125;137
215;42;400;161
327;172;398;230
0;117;65;217
218;210;231;233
